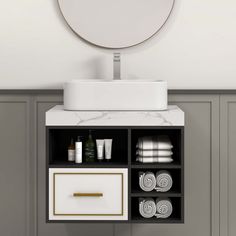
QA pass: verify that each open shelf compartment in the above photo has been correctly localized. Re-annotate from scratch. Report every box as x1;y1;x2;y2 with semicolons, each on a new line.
131;196;183;223
47;127;128;167
131;127;183;166
131;168;182;195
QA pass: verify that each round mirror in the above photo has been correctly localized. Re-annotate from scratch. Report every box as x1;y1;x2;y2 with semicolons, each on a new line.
58;0;175;49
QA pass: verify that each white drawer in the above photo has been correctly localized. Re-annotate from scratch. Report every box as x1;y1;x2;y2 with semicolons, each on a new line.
49;168;128;220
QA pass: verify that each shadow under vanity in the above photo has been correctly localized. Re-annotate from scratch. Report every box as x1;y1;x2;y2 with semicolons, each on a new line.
46;105;184;223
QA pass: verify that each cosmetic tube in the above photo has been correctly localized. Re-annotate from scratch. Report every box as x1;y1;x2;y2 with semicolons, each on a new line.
96;139;105;161
104;139;113;160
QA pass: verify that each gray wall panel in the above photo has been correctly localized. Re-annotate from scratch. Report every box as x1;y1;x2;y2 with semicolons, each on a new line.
115;95;219;236
171;95;220;236
220;96;236;236
114;224;131;236
35;96;114;236
130;95;220;236
0;92;233;236
0;96;30;236
227;103;236;236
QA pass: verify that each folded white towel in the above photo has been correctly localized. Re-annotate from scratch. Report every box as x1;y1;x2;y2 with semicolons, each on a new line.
155;198;173;218
139;172;156;192
155;171;173;192
139;198;156;218
136;149;173;157
136;156;173;163
136;135;173;150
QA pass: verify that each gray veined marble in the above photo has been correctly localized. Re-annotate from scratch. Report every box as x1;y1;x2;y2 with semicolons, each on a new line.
46;105;184;126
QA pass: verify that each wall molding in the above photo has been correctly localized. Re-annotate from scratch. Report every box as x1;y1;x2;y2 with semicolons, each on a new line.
1;89;236;95
219;95;236;236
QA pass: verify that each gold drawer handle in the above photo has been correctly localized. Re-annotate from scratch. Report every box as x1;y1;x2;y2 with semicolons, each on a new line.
73;192;103;197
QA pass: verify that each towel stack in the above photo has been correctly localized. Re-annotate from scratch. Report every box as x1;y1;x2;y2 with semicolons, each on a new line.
139;198;173;219
139;170;173;192
136;135;173;163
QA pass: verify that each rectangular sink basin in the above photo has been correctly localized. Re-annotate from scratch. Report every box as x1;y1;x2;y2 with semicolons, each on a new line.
64;80;167;111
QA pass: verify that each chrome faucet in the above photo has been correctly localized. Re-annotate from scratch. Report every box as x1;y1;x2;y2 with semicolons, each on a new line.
113;53;121;80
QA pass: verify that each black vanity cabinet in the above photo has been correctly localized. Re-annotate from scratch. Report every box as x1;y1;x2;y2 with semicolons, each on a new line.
46;105;184;223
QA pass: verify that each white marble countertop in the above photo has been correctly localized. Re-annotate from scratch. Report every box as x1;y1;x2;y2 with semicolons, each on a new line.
46;105;184;126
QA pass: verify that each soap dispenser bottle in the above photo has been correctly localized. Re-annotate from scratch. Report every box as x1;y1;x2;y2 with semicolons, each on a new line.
75;136;82;163
85;130;95;162
68;138;75;162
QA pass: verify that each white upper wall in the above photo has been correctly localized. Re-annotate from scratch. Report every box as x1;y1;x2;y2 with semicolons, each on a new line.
0;0;236;89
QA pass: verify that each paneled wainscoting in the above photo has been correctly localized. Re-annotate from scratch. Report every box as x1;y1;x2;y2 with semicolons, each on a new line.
0;90;235;236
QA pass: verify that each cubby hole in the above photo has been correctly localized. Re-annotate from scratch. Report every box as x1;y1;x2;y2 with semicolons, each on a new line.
48;128;128;166
131;197;182;223
131;169;182;195
131;128;182;165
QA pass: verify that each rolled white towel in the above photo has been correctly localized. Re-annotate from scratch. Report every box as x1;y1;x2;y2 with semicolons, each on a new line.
155;171;173;192
136;135;173;150
155;198;173;218
136;149;173;157
139;172;156;192
136;156;173;163
139;198;156;218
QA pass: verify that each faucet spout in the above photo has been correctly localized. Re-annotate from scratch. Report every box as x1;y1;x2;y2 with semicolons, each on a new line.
113;53;121;80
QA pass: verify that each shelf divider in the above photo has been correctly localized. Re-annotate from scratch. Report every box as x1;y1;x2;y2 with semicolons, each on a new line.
131;163;181;169
131;191;182;198
128;128;132;221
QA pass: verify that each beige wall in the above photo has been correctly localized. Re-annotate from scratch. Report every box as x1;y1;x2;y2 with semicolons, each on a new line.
0;0;236;89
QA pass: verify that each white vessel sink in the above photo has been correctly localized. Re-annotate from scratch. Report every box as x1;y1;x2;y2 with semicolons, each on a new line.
63;80;167;111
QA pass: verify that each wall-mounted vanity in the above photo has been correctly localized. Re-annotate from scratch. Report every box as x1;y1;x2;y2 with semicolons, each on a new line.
46;105;184;223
